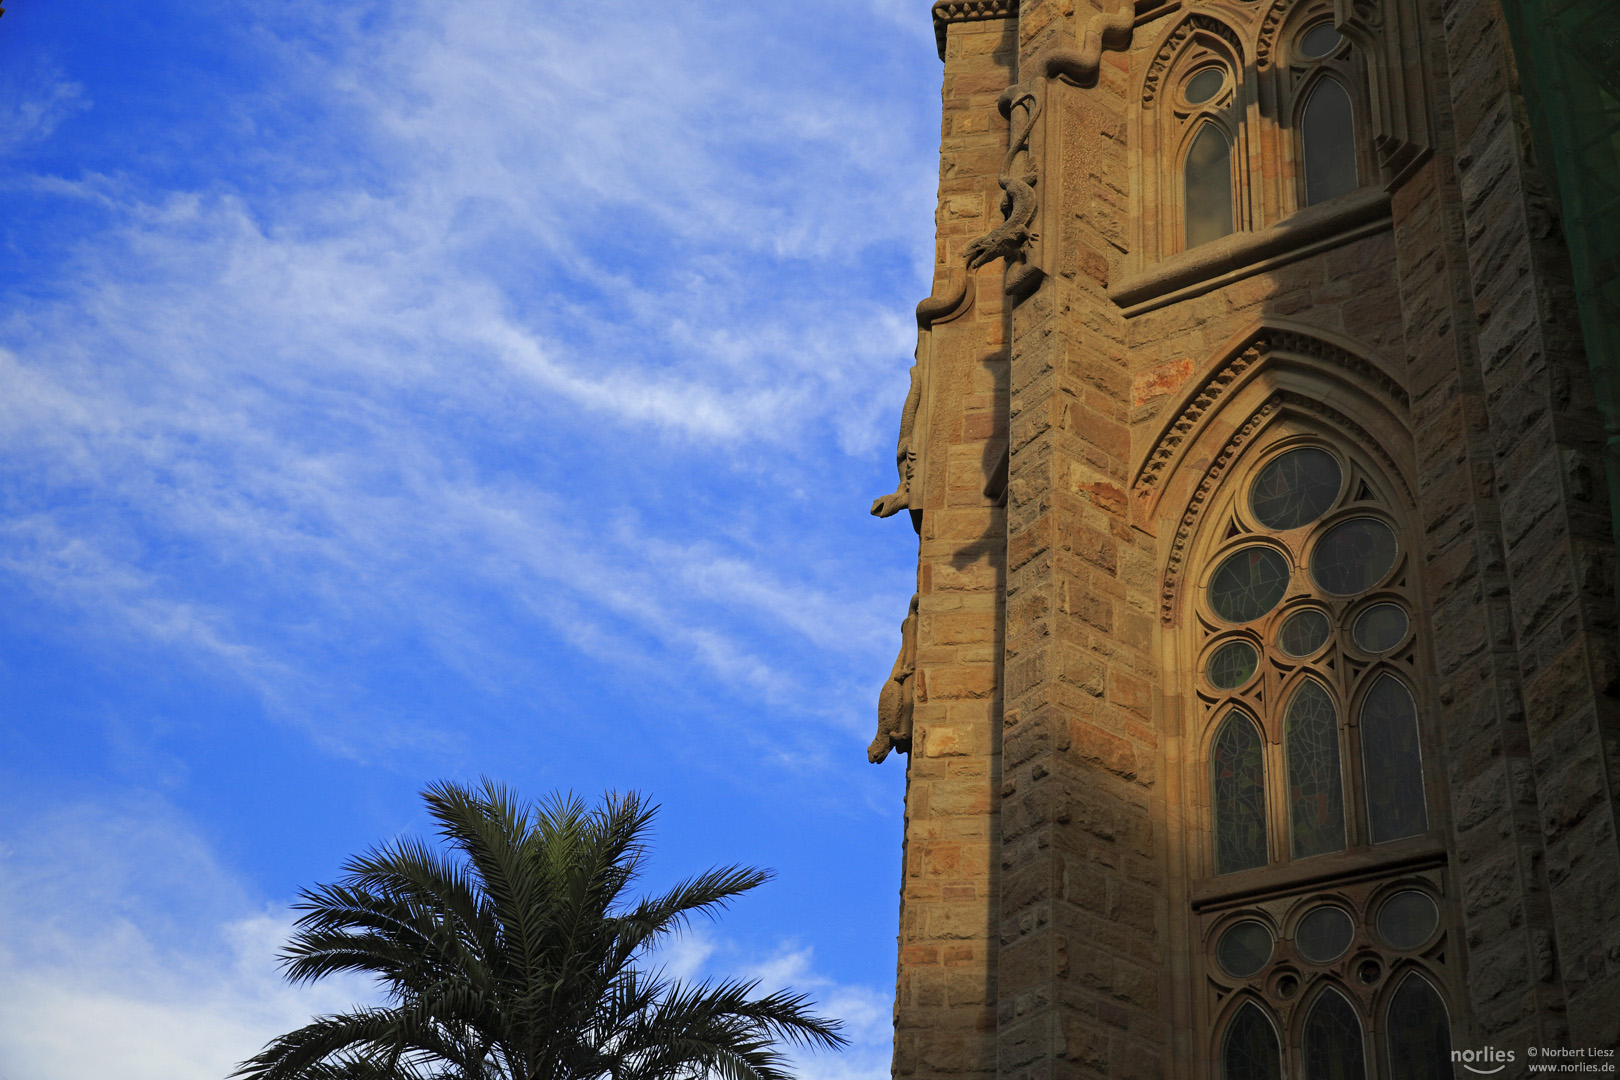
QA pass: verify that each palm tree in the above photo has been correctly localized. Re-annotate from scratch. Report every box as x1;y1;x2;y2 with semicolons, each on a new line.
235;781;846;1080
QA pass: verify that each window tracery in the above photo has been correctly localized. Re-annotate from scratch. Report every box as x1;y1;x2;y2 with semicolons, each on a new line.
1188;430;1456;1080
1136;2;1379;264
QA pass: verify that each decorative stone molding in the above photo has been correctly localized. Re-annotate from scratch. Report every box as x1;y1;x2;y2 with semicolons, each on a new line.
1157;392;1280;623
1142;13;1246;102
962;5;1136;295
932;0;1020;60
1255;0;1300;69
1134;322;1408;498
1154;389;1413;624
1110;186;1392;314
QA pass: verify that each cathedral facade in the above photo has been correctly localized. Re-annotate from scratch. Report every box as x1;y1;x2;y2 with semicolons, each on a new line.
867;0;1620;1076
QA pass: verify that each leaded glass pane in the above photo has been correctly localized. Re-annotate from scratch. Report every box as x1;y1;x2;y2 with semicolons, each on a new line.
1209;640;1260;690
1300;22;1343;58
1213;711;1268;873
1296;906;1354;963
1186;123;1235;248
1210;547;1290;623
1217;921;1275;978
1285;680;1346;858
1311;518;1397;596
1222;1003;1282;1080
1186;67;1225;104
1361;675;1427;843
1377;890;1439;950
1303;990;1366;1080
1387;975;1452;1080
1279;608;1332;657
1303;77;1359;205
1353;602;1409;653
1250;448;1341;529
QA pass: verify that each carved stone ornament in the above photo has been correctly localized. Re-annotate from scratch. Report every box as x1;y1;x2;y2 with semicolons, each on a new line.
1132;324;1408;498
868;593;919;763
1142;13;1245;102
871;272;975;532
932;0;1020;59
961;5;1136;296
1132;324;1415;625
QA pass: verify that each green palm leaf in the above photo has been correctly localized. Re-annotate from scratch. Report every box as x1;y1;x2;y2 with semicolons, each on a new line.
236;781;847;1080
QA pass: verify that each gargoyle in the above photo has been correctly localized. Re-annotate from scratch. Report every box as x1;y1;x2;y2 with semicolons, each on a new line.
963;87;1040;272
868;593;919;764
871;360;923;525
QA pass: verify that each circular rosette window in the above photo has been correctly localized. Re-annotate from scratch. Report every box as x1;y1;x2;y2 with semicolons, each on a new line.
1311;517;1398;596
1277;608;1332;657
1250;447;1342;530
1209;547;1291;624
1216;920;1275;978
1377;891;1439;950
1207;639;1260;690
1295;906;1355;964
1353;602;1409;653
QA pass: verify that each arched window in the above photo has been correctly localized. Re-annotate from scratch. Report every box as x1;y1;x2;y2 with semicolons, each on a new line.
1301;76;1358;204
1222;1003;1283;1080
1212;710;1268;873
1303;989;1366;1080
1385;975;1452;1080
1360;675;1427;842
1285;679;1345;858
1185;123;1235;248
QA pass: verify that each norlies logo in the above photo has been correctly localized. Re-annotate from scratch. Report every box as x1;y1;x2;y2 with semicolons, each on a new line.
1455;1048;1518;1075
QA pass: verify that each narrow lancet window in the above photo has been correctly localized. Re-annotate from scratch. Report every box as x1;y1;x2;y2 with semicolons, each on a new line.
1285;680;1346;858
1361;674;1427;842
1303;989;1367;1080
1185;123;1235;248
1222;1003;1282;1080
1386;975;1453;1080
1302;76;1358;205
1212;710;1268;873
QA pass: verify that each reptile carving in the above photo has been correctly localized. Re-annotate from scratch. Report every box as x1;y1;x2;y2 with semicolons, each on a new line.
962;4;1136;291
871;271;975;530
868;594;919;764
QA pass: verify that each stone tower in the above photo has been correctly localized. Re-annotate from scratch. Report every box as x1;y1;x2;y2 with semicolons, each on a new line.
867;0;1620;1076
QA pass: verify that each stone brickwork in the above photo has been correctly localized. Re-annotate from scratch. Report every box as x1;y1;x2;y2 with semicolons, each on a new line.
874;0;1620;1074
889;15;1016;1080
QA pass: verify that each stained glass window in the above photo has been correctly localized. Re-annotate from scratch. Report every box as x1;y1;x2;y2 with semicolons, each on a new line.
1377;890;1439;950
1353;603;1409;652
1285;680;1345;858
1303;77;1359;205
1209;640;1260;690
1250;448;1341;529
1279;608;1332;657
1361;674;1427;843
1210;547;1290;623
1217;921;1275;978
1300;22;1343;58
1386;975;1452;1080
1213;711;1268;873
1222;1003;1283;1080
1295;906;1354;963
1310;518;1397;596
1186;67;1225;104
1186;123;1235;248
1303;989;1366;1080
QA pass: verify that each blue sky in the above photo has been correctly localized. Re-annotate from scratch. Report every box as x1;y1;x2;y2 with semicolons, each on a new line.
0;1;943;1074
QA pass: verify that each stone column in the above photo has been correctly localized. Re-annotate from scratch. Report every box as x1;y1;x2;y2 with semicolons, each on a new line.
996;5;1169;1079
890;11;1016;1080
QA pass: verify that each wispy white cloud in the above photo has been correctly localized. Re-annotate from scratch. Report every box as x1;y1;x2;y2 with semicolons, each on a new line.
0;0;930;761
0;799;892;1080
0;800;375;1080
